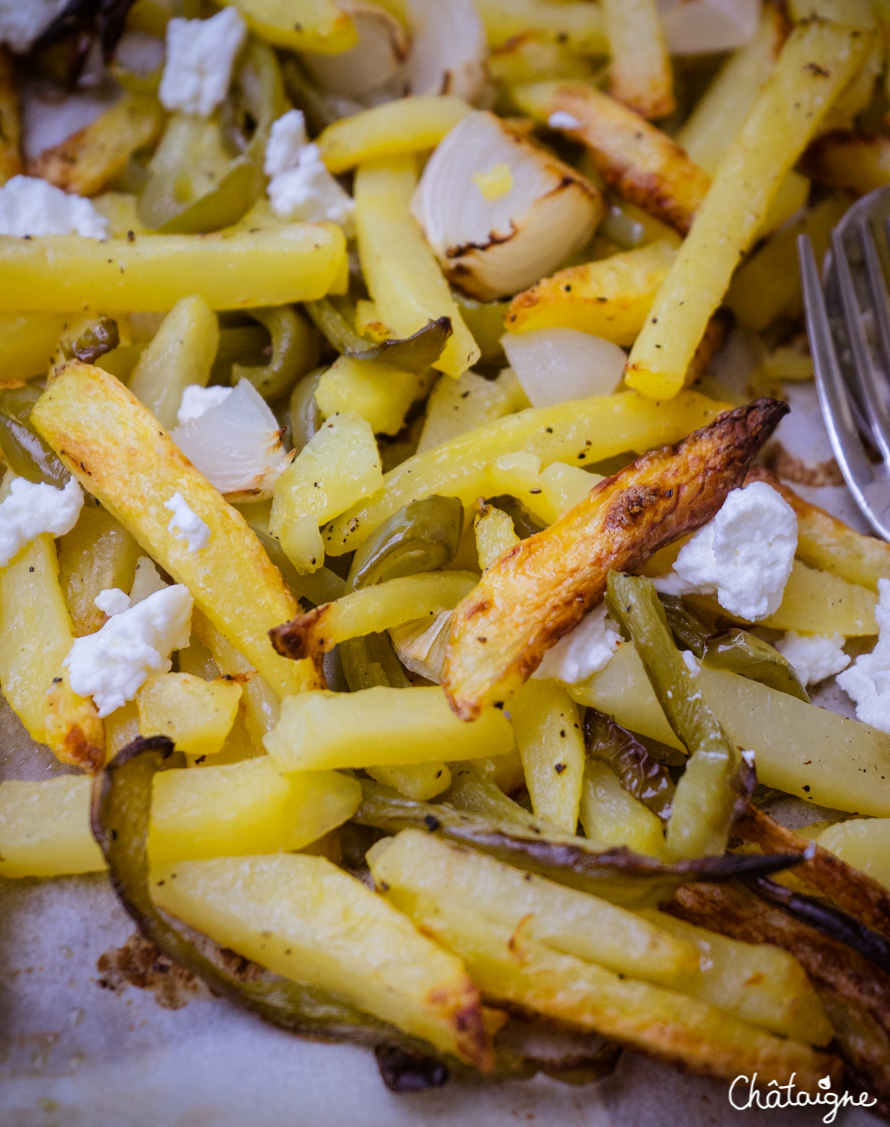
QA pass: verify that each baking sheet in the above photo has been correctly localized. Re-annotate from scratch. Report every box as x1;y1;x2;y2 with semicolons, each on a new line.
0;353;886;1127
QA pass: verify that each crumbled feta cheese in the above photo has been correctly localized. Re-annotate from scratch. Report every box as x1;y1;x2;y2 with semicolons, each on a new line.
159;7;247;118
0;476;83;566
264;110;309;178
837;579;890;733
164;492;210;553
0;0;66;53
264;112;355;229
777;631;850;687
64;584;193;717
533;603;621;684
681;649;700;676
177;383;234;425
130;556;168;604
0;176;109;238
655;482;797;622
94;588;131;618
548;111;582;131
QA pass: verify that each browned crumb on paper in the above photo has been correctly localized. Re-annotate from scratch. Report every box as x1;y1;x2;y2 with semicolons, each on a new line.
96;931;206;1010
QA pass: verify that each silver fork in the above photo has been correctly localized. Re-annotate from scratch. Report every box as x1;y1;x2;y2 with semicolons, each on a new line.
798;184;890;541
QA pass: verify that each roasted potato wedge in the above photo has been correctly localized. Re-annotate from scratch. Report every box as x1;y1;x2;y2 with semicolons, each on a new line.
602;0;674;120
442;398;787;719
801;129;890;197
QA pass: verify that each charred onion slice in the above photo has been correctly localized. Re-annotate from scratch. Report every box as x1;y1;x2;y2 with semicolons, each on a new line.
90;736;449;1061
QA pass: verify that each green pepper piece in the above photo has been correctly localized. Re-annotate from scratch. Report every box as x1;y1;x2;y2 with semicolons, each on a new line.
233;306;320;401
340;496;464;691
90;735;451;1068
658;594;710;658
304;299;452;374
703;629;808;702
0;387;69;487
60;315;120;365
138;41;284;234
583;710;675;822
606;571;753;860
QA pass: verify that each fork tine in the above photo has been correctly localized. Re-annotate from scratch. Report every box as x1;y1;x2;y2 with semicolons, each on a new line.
861;217;890;387
797;235;878;521
831;228;890;464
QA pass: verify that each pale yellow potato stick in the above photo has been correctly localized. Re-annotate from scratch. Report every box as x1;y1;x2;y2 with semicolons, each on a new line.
602;0;674;119
57;499;141;637
509;679;585;833
580;760;664;857
354;155;480;378
32;362;314;700
318;96;472;174
136;672;242;757
624;20;874;399
212;0;357;52
0;776;105;878
0;222;347;313
0;312;68;379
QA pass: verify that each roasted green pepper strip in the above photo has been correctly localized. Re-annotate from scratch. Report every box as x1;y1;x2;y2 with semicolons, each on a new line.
658;594;710;657
138;41;284;233
304;299;452;374
60;315;120;364
584;710;675;822
340;495;464;692
355;781;801;908
0;387;69;486
233;306;320;401
703;629;808;702
606;571;753;860
89;735;451;1068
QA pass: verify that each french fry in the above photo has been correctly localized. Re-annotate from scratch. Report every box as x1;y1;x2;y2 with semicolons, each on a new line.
580;760;664;857
0;47;21;184
270;572;477;668
318;96;472;174
217;0;357;52
377;868;840;1090
474;501;518;571
314;357;432;437
0;222;347;313
26;93;163;197
127;296;219;430
509;680;584;833
367;831;698;985
151;852;494;1069
801;128;890;196
676;5;788;176
0;776;104;878
505;240;677;345
489;32;596;88
817;818;890;892
32;362;313;701
324;388;730;557
0;534;104;771
355;156;480;378
418;370;527;455
0;312;68;379
57;497;141;637
571;642;890;816
690;559;878;637
149;759;361;867
454;0;607;53
136;672;241;756
365;762;452;803
624;20;874;400
442;399;785;720
515;82;709;234
643;910;832;1045
264;685;515;772
485;452;599;525
269;411;383;573
193;610;281;743
602;0;674;120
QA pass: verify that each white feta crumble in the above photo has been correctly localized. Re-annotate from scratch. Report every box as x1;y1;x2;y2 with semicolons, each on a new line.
548;111;582;131
0;476;83;566
94;588;131;618
776;631;850;687
264;111;354;228
0;0;66;53
837;578;890;733
654;482;797;622
64;584;193;718
159;6;247;117
164;492;210;553
177;383;234;425
0;176;109;238
681;649;700;676
533;603;621;684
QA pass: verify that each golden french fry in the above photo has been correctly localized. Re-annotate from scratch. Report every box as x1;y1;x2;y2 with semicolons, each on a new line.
580;760;664;857
802;129;890;196
136;672;242;756
624;20;874;399
214;0;357;52
602;0;674;119
509;679;585;833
